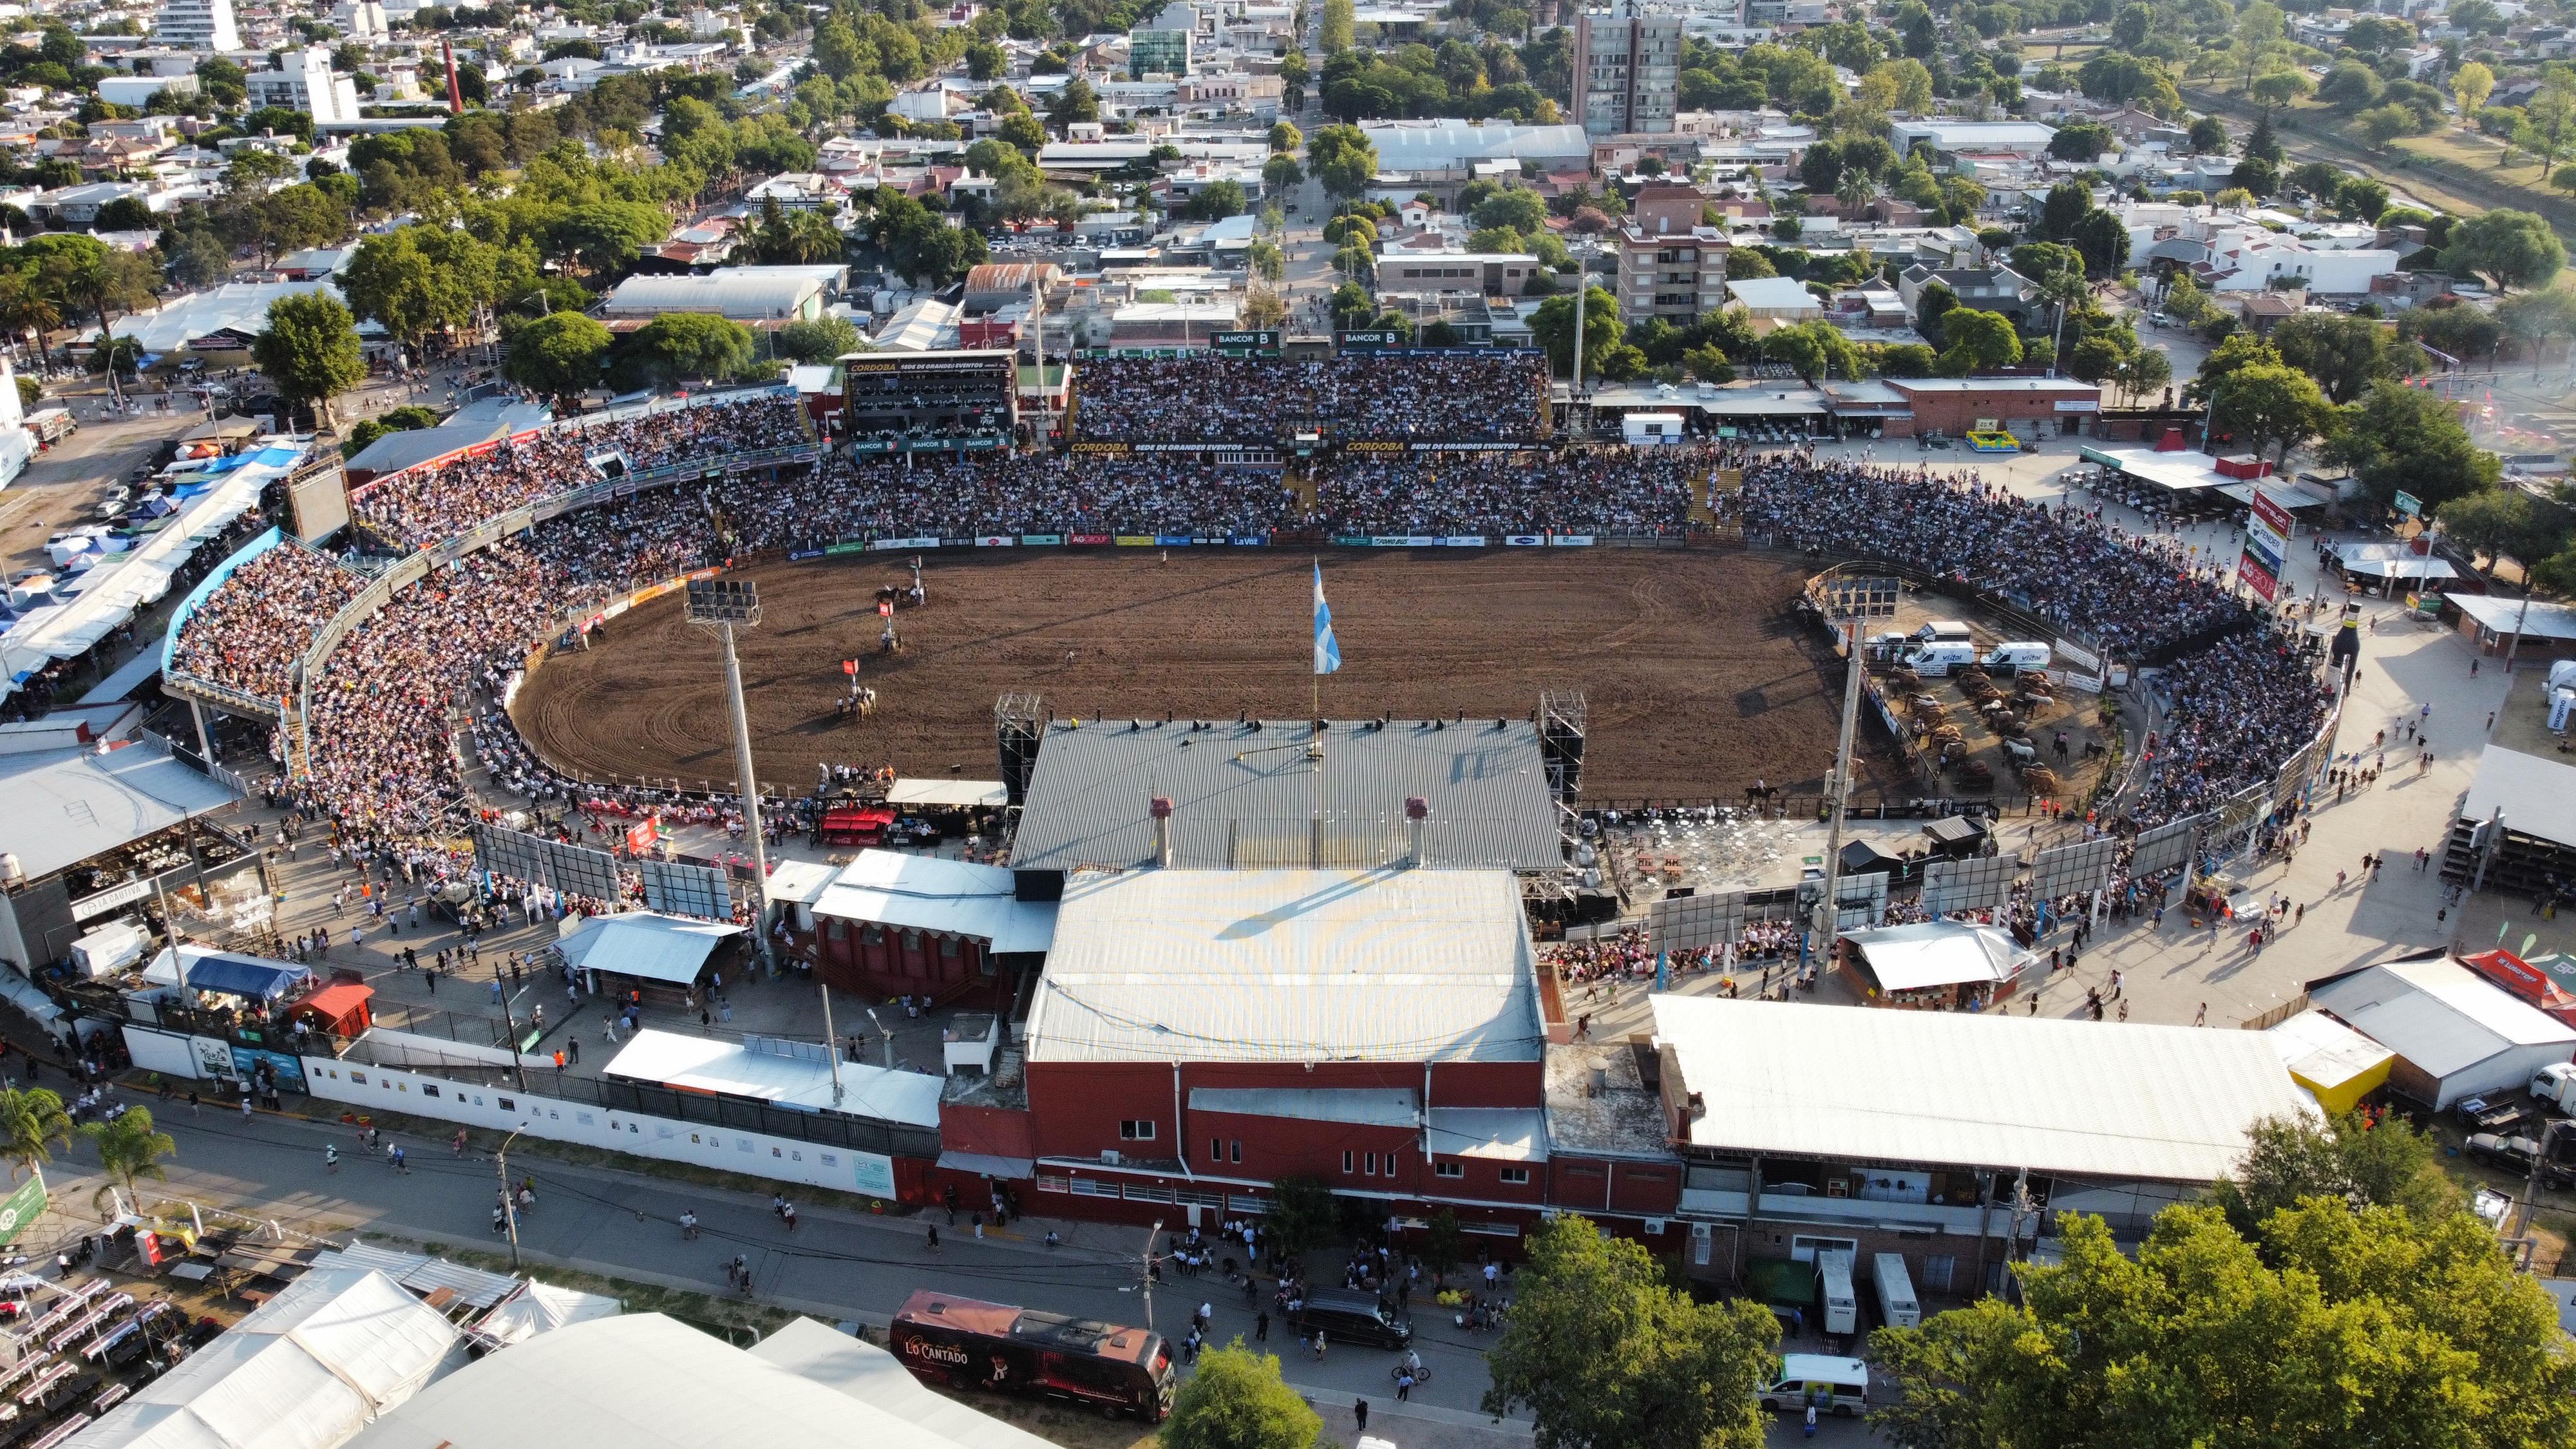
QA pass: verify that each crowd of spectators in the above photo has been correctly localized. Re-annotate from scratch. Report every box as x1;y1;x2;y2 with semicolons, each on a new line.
1312;450;1700;537
348;395;811;548
1739;456;2333;829
1072;355;1549;444
167;544;366;702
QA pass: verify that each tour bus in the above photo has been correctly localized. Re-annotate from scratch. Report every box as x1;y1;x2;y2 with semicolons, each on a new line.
888;1290;1177;1422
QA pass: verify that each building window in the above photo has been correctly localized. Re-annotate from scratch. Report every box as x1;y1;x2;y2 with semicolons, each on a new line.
1434;1160;1465;1179
1120;1119;1156;1141
1499;1167;1531;1185
1365;1151;1379;1175
1211;1137;1224;1163
1229;1140;1242;1164
1341;1150;1354;1173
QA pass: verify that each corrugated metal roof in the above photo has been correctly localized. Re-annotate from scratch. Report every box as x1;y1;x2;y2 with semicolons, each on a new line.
1026;868;1541;1065
601;1028;943;1127
556;912;743;985
1009;717;1564;873
600;270;826;319
1652;996;2313;1184
1425;1106;1547;1161
0;742;238;882
810;849;1056;954
2310;960;2576;1081
312;1244;522;1310
1190;1087;1418;1125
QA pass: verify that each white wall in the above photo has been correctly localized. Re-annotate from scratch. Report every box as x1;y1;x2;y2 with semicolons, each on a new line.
298;1056;900;1197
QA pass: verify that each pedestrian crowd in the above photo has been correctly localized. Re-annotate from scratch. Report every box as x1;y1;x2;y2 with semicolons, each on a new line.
167;542;367;701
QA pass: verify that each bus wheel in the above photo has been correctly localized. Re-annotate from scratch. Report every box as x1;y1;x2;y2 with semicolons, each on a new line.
1100;1403;1122;1420
947;1372;969;1390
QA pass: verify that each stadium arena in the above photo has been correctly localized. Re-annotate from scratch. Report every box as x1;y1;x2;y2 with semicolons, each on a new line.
159;350;2336;913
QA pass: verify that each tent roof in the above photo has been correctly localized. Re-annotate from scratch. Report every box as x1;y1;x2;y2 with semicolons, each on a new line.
182;948;312;1001
2309;959;2576;1080
1839;920;2027;992
555;912;742;985
885;777;1009;808
600;1028;943;1127
811;849;1056;954
474;1281;624;1346
0;744;236;882
79;1268;462;1449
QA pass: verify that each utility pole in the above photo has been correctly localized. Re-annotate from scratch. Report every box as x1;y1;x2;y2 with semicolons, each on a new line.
2511;1119;2566;1247
1139;1218;1165;1333
1809;614;1866;965
496;1123;527;1271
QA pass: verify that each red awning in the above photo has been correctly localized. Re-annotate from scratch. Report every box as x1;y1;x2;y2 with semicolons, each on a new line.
298;981;375;1032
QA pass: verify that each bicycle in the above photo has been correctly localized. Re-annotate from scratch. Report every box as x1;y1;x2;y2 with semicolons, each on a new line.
1390;1362;1433;1385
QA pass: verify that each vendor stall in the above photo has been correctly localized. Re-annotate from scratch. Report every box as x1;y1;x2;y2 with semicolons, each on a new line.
1837;920;2031;1009
292;981;374;1037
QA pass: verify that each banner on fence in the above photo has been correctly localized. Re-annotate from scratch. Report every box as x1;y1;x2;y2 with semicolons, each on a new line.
1552;535;1595;547
975;536;1014;547
1070;533;1112;545
1504;535;1544;546
1442;536;1487;547
870;536;939;552
1022;535;1065;545
1115;535;1155;546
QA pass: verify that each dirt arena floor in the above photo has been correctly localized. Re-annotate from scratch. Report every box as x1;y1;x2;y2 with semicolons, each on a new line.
511;549;1912;800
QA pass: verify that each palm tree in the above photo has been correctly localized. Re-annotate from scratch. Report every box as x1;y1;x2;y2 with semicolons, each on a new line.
0;273;60;372
780;209;846;264
0;1088;70;1182
81;1108;175;1215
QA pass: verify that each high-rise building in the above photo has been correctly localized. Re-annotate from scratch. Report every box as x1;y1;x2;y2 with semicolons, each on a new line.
1615;186;1730;326
1573;1;1681;137
153;0;240;52
246;46;362;124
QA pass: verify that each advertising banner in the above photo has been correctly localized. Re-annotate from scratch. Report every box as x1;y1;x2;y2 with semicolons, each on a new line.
1552;535;1596;547
2240;492;2292;603
1070;442;1132;456
975;536;1015;547
1155;534;1195;545
1504;535;1545;546
1114;535;1155;546
1442;536;1487;547
0;1172;44;1246
787;548;828;562
1332;536;1373;547
939;538;974;549
1367;535;1437;547
824;541;867;556
871;536;940;552
1070;534;1113;545
1230;535;1269;546
1021;535;1065;545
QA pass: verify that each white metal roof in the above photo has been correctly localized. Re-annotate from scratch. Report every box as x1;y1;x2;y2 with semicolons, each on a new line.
760;858;838;906
555;912;741;985
600;1028;943;1128
1723;276;1821;312
885;777;1009;808
1027;868;1542;1065
2450;594;2576;641
600;269;826;319
79;1267;460;1449
1651;996;2313;1184
2463;746;2576;852
0;741;238;882
473;1282;624;1347
346;1314;1048;1449
1191;1086;1418;1125
810;849;1056;954
1425;1106;1548;1162
2310;960;2576;1081
1841;921;2031;992
2267;1008;2395;1092
2336;542;2458;580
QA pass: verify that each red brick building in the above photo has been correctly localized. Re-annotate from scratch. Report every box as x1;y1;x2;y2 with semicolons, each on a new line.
1886;377;2103;440
809;852;1054;1011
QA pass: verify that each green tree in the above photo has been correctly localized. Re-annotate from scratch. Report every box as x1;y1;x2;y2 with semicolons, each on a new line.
1267;120;1302;153
1915;278;1957;345
2455;60;2497;121
2356;103;2420;149
1871;1205;2576;1448
0;1088;71;1181
1761;319;1860;383
545;202;671;278
501;310;612;402
2072;209;2130;277
2287;160;2345;201
2040;180;2092;242
1262;154;1304;194
1936;307;2022;374
79;1108;175;1216
1320;0;1354;52
1159;1340;1320;1449
1483;1213;1777;1449
2498;288;2576;374
339;226;495;350
2211;1111;2459;1235
2269;310;2410;404
1262;1175;1338;1257
2211;359;2333;464
1186;180;1248;220
1530;284;1625;380
2248;67;2313;109
252;292;367;431
2326;379;2502;511
777;315;862;363
2436;487;2571;588
612;312;753;390
1049;77;1099;126
1306;124;1379;200
2448;209;2567;292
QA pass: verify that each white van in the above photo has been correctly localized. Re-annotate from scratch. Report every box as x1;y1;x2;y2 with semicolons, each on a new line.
1872;1253;1920;1329
1901;641;1980;676
1815;1250;1859;1336
1757;1353;1869;1416
1980;641;2051;675
1911;620;1973;647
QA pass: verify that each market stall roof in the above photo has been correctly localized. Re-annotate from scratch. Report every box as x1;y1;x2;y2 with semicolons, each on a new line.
78;1266;462;1449
298;981;374;1029
2449;593;2576;643
554;911;743;985
2266;1008;2395;1115
2336;542;2457;581
601;1028;943;1127
885;777;1009;809
1838;920;2028;993
760;858;837;907
79;629;168;705
184;949;312;1001
2307;958;2576;1081
1921;815;1987;850
0;739;236;882
810;849;1056;954
309;1244;522;1311
2077;444;2232;492
2461;744;2576;853
2215;480;2325;512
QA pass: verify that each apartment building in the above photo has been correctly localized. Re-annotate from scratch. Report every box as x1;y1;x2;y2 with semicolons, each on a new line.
1575;1;1681;137
153;0;240;51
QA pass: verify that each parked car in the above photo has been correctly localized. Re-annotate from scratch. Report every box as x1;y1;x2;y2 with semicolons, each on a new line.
2465;1132;2572;1188
1292;1289;1410;1350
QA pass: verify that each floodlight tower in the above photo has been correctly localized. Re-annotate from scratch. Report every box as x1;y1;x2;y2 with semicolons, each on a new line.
687;578;845;1104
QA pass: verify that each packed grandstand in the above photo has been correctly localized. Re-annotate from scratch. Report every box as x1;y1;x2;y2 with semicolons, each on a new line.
165;365;2331;855
1069;353;1552;444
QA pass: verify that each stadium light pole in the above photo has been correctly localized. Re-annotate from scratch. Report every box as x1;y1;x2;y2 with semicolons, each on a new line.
1809;611;1866;969
687;580;844;1105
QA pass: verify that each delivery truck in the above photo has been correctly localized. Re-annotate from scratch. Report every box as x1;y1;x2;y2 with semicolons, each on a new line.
1814;1250;1859;1336
1871;1253;1920;1329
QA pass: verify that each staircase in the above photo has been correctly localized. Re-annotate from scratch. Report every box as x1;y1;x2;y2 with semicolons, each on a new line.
1285;461;1318;518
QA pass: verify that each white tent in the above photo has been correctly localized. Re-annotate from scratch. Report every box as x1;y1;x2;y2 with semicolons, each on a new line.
475;1281;623;1345
75;1267;461;1449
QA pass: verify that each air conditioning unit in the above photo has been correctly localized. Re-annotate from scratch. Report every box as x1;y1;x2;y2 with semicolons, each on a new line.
1100;1149;1122;1166
1643;1218;1667;1235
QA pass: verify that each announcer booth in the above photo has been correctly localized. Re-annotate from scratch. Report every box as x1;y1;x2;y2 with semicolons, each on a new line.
808;850;1057;1009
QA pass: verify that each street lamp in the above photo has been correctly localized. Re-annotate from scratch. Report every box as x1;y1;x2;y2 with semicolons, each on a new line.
684;579;844;1106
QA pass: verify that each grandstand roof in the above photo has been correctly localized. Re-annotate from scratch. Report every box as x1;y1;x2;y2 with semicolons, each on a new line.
1007;715;1565;873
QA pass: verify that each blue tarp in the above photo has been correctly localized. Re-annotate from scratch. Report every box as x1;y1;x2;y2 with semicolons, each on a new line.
182;951;310;1001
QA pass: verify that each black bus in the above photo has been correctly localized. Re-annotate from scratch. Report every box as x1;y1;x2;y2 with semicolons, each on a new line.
888;1289;1175;1422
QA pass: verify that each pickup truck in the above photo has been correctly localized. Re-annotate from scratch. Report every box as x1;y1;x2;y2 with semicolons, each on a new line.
2465;1132;2572;1189
2458;1095;2535;1135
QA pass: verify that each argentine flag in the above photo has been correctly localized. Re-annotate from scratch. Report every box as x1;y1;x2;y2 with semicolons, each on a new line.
1312;562;1342;676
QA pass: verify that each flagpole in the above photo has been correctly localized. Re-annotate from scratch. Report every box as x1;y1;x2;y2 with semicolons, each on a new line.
1312;553;1322;869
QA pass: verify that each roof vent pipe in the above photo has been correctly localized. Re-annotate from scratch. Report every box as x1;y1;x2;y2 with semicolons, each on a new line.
1405;796;1429;867
1150;795;1175;867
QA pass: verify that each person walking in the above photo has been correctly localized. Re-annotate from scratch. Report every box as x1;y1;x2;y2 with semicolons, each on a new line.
926;1224;941;1253
1255;1311;1269;1342
1353;1399;1368;1434
782;1202;797;1232
325;1144;338;1174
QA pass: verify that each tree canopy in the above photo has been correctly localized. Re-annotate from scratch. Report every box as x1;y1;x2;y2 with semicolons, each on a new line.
251;292;366;431
501;310;613;403
1159;1340;1320;1449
